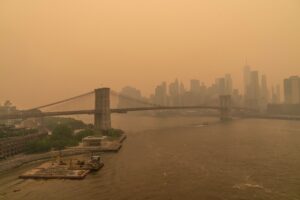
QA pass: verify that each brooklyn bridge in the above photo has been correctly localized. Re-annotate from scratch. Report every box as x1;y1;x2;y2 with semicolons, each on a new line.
1;88;296;130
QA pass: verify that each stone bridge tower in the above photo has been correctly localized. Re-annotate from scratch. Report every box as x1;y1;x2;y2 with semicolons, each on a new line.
94;88;111;131
220;95;232;121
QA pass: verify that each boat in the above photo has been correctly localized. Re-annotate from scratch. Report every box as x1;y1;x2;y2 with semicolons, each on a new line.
69;155;104;171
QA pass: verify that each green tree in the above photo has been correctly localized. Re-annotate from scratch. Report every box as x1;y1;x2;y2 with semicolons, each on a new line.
50;124;73;150
51;124;73;140
74;129;95;141
25;138;51;154
43;117;87;131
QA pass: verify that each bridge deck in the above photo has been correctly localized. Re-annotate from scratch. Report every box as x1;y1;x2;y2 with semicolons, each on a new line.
0;105;237;120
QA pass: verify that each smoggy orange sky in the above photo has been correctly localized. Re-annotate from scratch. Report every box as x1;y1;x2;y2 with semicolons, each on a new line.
1;0;300;108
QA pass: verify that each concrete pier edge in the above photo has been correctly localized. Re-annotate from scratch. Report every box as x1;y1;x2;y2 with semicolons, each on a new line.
0;134;127;174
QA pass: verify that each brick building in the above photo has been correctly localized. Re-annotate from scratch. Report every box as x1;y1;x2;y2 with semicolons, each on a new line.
0;132;47;159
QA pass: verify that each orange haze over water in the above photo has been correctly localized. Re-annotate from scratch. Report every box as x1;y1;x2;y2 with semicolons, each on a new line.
0;0;299;108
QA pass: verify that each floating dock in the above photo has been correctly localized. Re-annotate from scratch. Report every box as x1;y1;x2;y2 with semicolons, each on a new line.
19;156;104;180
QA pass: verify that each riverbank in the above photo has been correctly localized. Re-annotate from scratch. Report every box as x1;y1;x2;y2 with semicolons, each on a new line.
1;116;299;200
0;134;126;174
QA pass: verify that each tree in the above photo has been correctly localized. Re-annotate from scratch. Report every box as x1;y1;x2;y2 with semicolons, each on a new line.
51;124;73;140
50;124;74;150
74;129;95;141
25;138;51;154
43;117;87;131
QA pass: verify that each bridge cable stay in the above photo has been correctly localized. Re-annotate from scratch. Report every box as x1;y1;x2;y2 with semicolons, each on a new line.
110;90;219;109
110;90;163;108
27;91;95;111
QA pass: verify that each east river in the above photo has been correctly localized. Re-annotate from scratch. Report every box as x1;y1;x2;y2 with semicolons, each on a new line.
0;115;300;200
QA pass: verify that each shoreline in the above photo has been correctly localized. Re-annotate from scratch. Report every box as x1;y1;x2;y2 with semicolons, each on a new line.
0;134;127;175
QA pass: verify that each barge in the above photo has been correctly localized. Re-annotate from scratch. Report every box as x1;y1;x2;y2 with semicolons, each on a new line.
19;154;104;180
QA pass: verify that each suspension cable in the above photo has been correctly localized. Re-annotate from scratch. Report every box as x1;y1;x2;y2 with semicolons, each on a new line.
110;90;162;107
27;91;94;111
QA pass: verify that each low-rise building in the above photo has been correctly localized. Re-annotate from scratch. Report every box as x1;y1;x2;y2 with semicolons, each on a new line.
82;136;106;147
0;131;47;159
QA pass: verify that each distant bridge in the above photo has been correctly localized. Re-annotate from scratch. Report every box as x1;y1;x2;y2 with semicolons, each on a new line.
0;88;254;130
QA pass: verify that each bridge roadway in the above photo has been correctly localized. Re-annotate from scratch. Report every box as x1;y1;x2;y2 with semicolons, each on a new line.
0;105;241;120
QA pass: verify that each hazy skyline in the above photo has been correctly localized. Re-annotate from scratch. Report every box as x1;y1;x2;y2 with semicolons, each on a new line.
1;0;299;108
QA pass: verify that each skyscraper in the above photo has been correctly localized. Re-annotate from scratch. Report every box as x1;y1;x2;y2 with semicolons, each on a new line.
169;79;180;106
190;79;201;94
215;74;233;96
216;77;226;95
276;85;281;103
284;76;300;104
154;82;168;106
224;74;233;95
248;71;260;108
260;74;269;109
261;75;268;98
243;64;251;98
118;86;143;108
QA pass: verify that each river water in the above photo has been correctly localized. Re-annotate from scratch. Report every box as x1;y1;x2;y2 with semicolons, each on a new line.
0;115;300;200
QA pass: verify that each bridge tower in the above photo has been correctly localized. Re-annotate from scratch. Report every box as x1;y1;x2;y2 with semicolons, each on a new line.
220;95;232;121
94;88;111;131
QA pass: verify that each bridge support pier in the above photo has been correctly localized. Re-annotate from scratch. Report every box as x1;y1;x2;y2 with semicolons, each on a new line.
94;88;111;131
220;95;232;121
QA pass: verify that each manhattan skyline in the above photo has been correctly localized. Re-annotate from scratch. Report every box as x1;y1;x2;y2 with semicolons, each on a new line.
1;0;300;108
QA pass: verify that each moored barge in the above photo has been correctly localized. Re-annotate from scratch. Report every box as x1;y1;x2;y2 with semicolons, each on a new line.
19;155;104;180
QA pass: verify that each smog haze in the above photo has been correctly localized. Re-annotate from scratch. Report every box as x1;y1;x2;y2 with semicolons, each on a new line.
1;0;299;108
